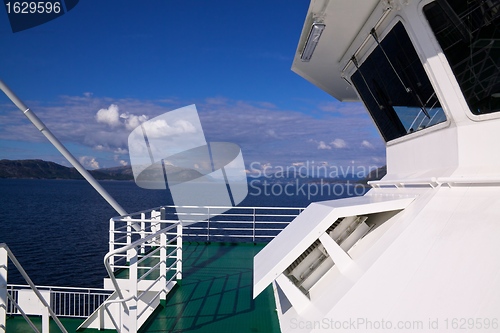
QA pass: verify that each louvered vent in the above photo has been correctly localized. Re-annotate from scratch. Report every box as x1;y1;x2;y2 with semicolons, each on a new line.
284;215;369;295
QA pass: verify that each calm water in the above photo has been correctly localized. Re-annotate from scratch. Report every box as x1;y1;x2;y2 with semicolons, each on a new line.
0;178;365;287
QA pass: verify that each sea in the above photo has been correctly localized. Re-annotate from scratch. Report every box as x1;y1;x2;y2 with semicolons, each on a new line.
0;178;367;288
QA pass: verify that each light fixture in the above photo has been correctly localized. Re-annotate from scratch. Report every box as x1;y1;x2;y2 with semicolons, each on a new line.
300;22;326;62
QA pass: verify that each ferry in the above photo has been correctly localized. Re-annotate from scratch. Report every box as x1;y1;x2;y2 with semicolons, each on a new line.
1;0;499;332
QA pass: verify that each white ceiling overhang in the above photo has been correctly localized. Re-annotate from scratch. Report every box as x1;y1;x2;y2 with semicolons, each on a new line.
291;0;382;101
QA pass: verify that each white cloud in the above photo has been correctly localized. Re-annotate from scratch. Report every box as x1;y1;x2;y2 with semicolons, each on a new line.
79;156;100;169
141;119;196;139
120;112;149;130
96;104;121;127
317;141;331;150
119;160;128;166
361;140;375;149
266;129;279;138
205;97;228;105
113;147;128;154
0;94;385;169
371;156;385;163
318;101;367;116
331;138;347;149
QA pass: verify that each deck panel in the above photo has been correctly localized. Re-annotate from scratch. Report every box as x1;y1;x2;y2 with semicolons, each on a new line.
6;242;279;333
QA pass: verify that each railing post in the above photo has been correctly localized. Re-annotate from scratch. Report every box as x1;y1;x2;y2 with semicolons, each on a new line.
160;232;167;299
176;223;183;281
252;208;256;243
42;306;50;333
0;247;7;333
160;207;166;224
123;247;138;333
126;217;132;263
140;213;146;254
206;207;210;242
98;303;104;330
109;218;115;270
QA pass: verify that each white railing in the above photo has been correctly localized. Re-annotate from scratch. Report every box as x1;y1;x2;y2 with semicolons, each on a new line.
101;217;182;332
108;209;182;277
110;205;303;244
0;243;68;333
102;205;302;331
6;285;113;318
177;205;304;242
2;205;303;332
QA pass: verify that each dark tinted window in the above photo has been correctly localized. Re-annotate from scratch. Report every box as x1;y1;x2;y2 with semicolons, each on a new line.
424;0;500;115
351;22;445;142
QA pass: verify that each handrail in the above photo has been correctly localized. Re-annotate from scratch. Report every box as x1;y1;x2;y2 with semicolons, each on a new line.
122;205;305;243
103;222;179;301
0;243;68;333
101;205;301;331
368;176;500;188
100;222;181;331
7;284;113;292
7;284;113;320
112;204;303;220
100;293;136;332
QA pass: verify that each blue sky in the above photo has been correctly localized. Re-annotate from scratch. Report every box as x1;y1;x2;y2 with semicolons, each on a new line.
0;0;385;175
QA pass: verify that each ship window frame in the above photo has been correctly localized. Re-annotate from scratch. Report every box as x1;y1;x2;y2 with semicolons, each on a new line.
422;0;500;120
349;19;449;143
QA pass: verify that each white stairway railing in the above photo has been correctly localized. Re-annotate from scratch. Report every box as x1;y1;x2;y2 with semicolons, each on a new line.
6;284;113;319
0;243;68;333
97;205;303;332
79;215;182;332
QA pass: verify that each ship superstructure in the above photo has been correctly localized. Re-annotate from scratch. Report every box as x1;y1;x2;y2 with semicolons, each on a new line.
254;1;500;332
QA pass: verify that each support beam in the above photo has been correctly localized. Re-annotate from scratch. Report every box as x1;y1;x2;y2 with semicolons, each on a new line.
318;233;353;274
275;274;310;313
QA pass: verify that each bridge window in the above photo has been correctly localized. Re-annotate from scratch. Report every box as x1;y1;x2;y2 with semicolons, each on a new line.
351;22;446;142
424;0;500;116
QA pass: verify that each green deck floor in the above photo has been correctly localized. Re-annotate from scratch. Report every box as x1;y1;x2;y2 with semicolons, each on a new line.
5;242;280;333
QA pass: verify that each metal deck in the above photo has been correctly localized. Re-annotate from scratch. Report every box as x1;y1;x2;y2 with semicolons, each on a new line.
5;242;279;333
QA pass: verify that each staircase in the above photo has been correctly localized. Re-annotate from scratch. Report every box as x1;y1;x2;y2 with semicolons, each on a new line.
79;210;183;332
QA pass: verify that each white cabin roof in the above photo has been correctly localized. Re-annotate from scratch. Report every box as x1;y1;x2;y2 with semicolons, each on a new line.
291;0;379;101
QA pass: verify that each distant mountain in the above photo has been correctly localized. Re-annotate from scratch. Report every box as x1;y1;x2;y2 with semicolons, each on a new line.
0;159;387;184
0;159;133;180
96;165;134;180
0;159;205;182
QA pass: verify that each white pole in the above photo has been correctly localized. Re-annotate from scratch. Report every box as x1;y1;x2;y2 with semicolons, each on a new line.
0;79;128;217
0;247;7;333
